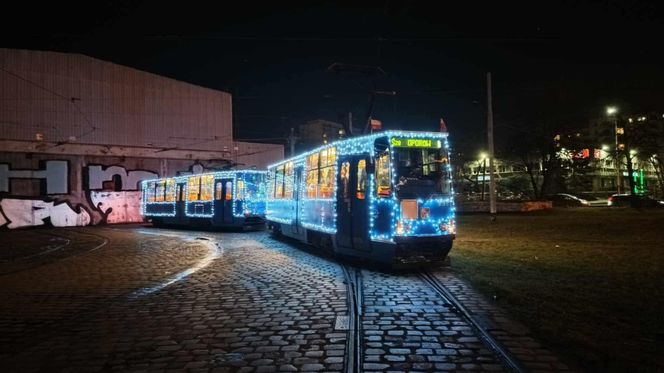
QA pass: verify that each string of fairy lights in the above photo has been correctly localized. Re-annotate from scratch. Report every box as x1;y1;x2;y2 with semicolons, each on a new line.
140;130;456;242
266;130;456;242
141;170;267;220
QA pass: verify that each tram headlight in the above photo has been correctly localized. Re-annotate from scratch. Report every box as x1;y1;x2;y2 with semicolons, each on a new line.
396;221;412;236
396;221;405;235
439;219;456;235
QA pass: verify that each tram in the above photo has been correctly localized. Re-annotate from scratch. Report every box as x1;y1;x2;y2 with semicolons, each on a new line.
266;130;455;266
141;170;267;229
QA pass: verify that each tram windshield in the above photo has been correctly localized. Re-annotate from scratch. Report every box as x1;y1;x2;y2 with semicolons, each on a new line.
393;145;452;197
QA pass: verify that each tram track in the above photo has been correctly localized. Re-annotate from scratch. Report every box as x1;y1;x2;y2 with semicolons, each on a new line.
419;269;525;373
341;264;363;373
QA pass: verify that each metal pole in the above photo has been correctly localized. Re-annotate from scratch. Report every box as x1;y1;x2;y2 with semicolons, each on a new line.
487;73;497;215
481;158;486;201
289;127;296;157
614;117;621;194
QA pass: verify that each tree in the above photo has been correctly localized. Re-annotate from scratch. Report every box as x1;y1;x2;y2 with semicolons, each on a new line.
503;123;562;200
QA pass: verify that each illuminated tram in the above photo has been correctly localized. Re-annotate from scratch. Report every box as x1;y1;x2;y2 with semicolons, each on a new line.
266;131;455;266
141;170;267;229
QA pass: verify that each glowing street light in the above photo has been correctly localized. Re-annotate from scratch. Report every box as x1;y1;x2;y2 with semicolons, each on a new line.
602;145;610;151
606;106;621;193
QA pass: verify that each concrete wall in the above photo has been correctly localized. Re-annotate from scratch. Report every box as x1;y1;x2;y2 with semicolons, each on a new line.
0;150;279;229
0;48;284;228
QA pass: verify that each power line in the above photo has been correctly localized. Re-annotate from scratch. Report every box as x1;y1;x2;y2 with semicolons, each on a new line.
0;66;97;141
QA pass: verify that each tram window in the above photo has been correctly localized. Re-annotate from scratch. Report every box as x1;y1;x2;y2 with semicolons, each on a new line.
340;162;350;199
155;180;165;202
284;162;294;199
236;180;245;200
319;167;333;198
357;160;366;200
319;148;336;198
225;181;233;200
376;151;391;197
165;179;175;202
275;165;285;199
176;185;183;201
306;153;319;198
200;175;214;201
215;182;223;200
146;181;156;202
187;176;200;201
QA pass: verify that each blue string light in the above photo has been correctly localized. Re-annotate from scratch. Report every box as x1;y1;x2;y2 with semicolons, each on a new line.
266;131;456;242
142;170;268;220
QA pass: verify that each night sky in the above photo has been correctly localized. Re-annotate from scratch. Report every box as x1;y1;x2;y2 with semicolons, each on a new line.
4;0;664;154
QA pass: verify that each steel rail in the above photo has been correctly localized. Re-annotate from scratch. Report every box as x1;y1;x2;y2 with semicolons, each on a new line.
341;265;363;373
419;270;525;373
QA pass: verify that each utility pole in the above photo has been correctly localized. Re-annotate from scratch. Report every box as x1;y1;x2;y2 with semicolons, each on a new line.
614;116;622;194
487;73;497;215
607;106;621;194
288;127;298;157
481;158;487;201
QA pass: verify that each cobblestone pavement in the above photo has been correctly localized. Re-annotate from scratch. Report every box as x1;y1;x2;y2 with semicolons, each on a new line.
1;226;570;372
431;271;573;372
361;270;504;372
1;227;348;372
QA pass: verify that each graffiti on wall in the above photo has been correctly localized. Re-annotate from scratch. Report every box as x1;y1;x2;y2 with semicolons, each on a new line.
0;163;161;229
87;165;157;191
0;208;7;228
0;198;90;229
89;191;143;224
0;160;68;194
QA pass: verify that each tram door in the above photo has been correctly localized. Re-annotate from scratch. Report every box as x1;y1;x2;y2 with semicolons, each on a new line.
292;167;302;233
213;180;234;225
336;161;352;248
337;158;370;251
351;158;370;251
176;183;186;221
221;180;234;224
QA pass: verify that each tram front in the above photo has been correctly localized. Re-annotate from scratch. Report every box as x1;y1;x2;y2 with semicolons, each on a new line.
370;133;455;266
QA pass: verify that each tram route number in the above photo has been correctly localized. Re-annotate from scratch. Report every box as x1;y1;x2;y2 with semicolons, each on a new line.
390;137;441;149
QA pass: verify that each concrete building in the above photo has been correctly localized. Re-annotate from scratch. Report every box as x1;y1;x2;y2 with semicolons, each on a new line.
0;48;283;228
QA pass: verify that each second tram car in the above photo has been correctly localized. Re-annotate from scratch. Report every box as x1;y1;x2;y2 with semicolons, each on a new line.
141;170;267;229
266;131;455;266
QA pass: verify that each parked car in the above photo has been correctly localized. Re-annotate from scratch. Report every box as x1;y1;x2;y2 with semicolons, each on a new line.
575;193;609;207
607;194;664;208
546;193;590;207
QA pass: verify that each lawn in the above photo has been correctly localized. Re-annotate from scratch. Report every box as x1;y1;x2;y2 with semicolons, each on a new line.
451;208;664;372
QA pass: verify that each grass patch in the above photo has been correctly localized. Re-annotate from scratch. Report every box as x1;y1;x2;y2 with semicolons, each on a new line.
451;208;664;372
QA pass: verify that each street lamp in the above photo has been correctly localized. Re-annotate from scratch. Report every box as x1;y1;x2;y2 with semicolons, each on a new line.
606;106;621;193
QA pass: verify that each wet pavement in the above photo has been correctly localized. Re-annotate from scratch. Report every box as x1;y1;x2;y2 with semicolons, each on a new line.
0;225;570;372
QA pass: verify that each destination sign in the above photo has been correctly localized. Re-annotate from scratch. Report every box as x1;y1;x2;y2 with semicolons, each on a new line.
390;137;442;148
